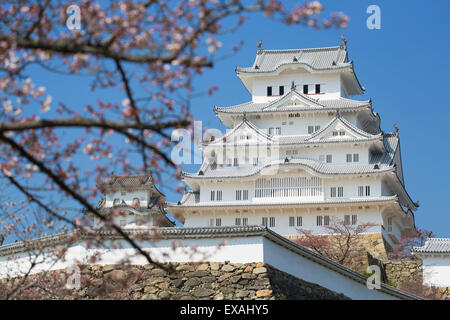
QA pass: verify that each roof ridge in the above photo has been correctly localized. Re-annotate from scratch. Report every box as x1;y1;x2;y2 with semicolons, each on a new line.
260;45;342;53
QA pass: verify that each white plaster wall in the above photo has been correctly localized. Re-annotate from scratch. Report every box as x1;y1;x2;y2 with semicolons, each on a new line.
184;207;383;236
0;237;264;279
195;174;383;208
251;70;341;103
105;190;150;207
421;256;450;287
261;237;397;300
0;234;401;299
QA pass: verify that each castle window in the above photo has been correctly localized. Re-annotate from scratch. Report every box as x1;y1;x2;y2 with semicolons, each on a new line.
279;85;284;95
346;154;352;162
308;126;314;134
297;216;303;227
303;84;308;94
353;154;359;162
358;186;364;197
315;125;320;132
216;218;222;227
344;215;350;225
315;84;321;94
235;190;242;200
253;158;258;166
358;185;370;197
269;217;276;227
243;190;249;200
326;154;332;163
339;131;345;136
338;187;344;197
352;215;358;225
289;216;295;227
233;158;239;166
235;218;241;226
330;187;336;198
267;86;272;96
216;191;222;201
243;218;248;226
332;131;338;136
262;217;268;227
324;215;330;226
316;216;323;226
208;219;214;227
210;191;215;201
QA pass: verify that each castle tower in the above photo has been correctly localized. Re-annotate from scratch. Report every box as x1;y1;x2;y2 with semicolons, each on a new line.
168;40;417;257
93;174;175;228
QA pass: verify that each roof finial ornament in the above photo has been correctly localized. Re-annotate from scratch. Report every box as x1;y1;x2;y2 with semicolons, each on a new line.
340;35;347;49
291;81;296;91
393;124;399;133
257;40;263;54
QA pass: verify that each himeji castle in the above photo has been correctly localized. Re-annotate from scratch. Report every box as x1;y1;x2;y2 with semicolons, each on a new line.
168;38;419;256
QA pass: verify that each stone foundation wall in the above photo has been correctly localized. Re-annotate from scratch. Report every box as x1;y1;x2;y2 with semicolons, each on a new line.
0;262;349;300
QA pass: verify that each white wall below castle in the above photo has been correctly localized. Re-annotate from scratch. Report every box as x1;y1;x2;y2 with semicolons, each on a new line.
421;256;450;287
0;234;402;299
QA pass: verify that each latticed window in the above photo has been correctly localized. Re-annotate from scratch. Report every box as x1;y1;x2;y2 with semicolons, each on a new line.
242;218;248;226
352;215;357;225
344;215;350;225
346;154;353;162
235;190;242;200
243;190;249;200
358;186;364;197
324;215;330;226
297;216;303;227
215;218;222;227
353;154;359;162
338;187;344;197
316;216;323;226
289;216;295;227
269;217;276;227
330;187;336;198
235;218;241;226
308;126;314;134
255;176;322;198
262;217;268;227
216;191;222;201
326;154;332;163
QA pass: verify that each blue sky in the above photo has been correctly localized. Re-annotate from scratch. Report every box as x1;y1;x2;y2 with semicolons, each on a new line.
5;1;449;239
177;0;450;236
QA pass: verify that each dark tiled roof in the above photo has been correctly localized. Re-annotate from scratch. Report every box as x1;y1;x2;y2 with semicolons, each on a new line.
413;238;450;254
98;174;163;195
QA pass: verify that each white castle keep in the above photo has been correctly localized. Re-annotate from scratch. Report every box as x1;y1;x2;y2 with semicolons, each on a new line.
168;39;418;251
